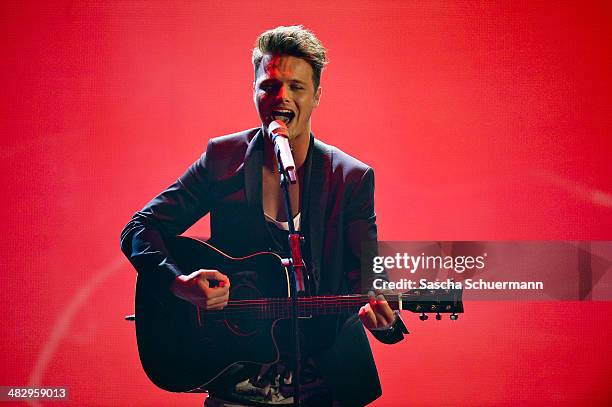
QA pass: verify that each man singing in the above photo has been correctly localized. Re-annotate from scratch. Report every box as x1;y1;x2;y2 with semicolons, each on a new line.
121;25;407;406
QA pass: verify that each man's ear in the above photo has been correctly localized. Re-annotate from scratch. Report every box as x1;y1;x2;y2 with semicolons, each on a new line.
314;86;322;107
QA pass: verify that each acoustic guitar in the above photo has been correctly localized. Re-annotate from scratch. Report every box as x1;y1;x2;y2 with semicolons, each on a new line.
133;236;464;392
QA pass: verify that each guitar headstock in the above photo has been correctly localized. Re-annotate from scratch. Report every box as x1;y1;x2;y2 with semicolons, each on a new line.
394;288;464;321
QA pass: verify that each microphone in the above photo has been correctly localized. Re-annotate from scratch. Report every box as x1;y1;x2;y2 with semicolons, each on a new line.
267;120;297;183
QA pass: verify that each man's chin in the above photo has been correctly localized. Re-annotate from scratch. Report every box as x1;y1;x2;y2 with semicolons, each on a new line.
288;129;309;144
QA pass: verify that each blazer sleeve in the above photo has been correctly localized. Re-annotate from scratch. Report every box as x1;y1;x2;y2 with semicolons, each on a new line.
344;167;408;344
120;139;216;297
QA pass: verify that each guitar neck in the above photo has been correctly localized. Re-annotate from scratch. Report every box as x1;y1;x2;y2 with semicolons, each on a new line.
213;289;463;318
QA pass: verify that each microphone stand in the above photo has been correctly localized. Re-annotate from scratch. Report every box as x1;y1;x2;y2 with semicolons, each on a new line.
278;165;305;407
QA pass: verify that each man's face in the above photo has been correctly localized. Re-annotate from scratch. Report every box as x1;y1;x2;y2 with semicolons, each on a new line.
254;54;322;142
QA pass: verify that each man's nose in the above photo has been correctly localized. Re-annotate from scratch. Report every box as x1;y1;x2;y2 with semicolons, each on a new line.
277;84;290;100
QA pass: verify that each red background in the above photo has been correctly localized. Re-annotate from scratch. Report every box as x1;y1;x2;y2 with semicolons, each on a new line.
2;1;611;405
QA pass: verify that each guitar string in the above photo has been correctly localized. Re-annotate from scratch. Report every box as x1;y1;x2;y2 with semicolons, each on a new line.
195;294;459;317
207;295;453;307
197;297;457;317
218;293;440;304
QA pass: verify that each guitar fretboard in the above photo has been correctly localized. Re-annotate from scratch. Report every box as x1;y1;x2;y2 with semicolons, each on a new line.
200;291;462;319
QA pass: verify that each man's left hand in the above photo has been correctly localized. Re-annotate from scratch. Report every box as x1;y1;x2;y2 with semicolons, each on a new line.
359;292;395;330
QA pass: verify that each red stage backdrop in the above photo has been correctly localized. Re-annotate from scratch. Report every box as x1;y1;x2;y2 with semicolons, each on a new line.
1;1;611;406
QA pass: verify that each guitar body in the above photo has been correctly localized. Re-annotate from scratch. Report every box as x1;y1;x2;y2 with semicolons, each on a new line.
135;236;292;392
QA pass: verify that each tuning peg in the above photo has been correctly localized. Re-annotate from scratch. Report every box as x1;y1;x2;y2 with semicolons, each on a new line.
435;313;441;320
450;313;458;320
419;313;429;321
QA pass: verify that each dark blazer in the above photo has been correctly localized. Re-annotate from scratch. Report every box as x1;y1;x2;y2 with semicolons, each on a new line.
121;128;406;406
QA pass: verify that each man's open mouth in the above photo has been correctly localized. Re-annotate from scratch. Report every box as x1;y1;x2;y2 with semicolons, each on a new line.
271;109;295;125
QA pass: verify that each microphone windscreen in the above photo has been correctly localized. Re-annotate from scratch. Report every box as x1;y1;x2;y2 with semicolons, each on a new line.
268;120;288;138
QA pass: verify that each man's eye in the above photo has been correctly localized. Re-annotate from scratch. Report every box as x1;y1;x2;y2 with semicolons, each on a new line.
260;84;274;91
291;85;304;90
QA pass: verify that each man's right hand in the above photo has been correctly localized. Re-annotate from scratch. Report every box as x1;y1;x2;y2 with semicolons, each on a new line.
170;269;230;310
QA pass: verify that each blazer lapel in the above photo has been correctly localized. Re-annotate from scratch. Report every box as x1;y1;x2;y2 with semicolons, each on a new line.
243;129;270;243
303;135;331;292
